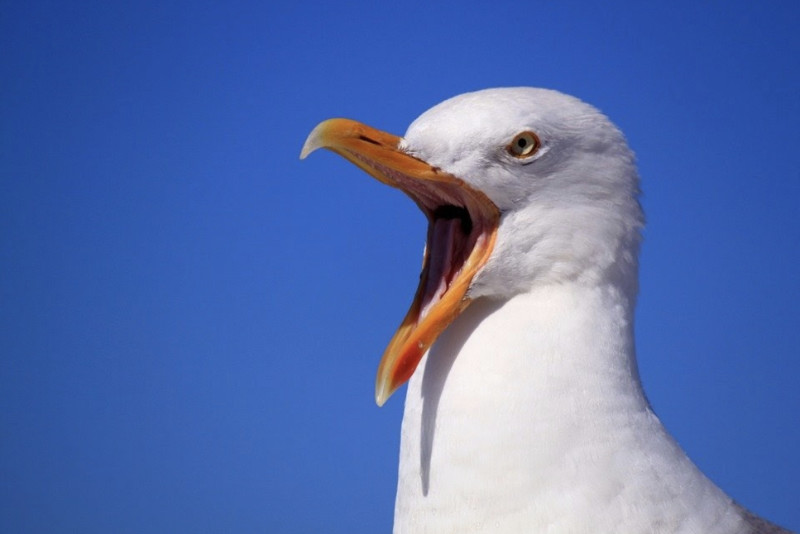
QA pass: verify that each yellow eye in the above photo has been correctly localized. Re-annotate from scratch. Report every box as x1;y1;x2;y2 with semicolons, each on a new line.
507;131;540;158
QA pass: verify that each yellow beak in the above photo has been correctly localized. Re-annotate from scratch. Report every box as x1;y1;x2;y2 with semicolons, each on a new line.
301;118;499;406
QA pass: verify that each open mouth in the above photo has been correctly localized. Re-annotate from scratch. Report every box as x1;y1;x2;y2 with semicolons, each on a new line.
421;205;474;322
301;118;500;405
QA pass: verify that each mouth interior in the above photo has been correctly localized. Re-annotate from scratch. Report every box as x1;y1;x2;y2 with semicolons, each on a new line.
346;147;493;338
419;205;475;321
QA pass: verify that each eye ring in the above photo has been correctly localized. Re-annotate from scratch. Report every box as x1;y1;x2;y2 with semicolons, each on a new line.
507;131;540;158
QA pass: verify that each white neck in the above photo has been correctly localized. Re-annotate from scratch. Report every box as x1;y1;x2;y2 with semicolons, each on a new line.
394;282;747;533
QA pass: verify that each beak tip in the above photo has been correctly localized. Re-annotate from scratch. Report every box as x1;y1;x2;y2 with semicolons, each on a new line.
299;135;318;160
301;118;346;160
299;122;330;160
375;381;393;407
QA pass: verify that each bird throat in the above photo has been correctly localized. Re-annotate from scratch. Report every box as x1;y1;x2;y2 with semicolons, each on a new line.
419;206;474;321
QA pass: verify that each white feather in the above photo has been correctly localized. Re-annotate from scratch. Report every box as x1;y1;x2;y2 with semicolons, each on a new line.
389;88;787;533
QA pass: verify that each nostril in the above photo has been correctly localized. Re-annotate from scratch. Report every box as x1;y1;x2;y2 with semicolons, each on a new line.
358;135;381;146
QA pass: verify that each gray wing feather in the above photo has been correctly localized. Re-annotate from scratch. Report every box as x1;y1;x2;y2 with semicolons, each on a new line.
736;503;794;534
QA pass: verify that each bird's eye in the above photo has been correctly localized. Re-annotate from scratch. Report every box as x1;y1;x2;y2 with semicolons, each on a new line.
507;131;540;158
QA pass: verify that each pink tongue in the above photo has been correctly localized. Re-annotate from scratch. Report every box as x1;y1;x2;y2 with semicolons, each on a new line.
419;217;459;321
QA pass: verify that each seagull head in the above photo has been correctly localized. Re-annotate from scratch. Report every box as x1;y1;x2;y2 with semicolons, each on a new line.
301;87;643;405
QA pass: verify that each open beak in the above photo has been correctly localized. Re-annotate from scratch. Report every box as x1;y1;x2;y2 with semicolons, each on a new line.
301;118;500;406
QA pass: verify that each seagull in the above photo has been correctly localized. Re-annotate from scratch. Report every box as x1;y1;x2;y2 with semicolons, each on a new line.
300;88;792;533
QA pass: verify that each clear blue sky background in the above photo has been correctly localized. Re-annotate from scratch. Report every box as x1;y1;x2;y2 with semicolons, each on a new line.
2;1;798;532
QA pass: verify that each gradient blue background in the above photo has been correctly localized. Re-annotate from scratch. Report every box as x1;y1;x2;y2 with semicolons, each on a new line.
2;1;798;532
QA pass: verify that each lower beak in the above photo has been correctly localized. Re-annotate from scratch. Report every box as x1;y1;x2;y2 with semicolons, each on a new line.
301;118;500;406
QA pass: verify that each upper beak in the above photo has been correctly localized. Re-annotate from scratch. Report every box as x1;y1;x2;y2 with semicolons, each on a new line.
301;118;499;406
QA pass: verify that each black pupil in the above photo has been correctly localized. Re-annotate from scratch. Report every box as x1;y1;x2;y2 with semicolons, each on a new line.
517;138;527;148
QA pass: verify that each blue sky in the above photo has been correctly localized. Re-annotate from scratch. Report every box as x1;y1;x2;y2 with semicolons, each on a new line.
2;1;798;532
